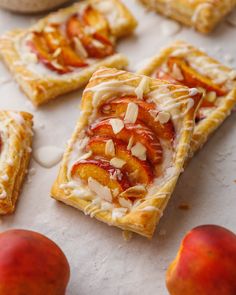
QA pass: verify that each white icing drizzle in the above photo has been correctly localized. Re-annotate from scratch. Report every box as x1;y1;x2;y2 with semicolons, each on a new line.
61;70;197;217
0;111;32;200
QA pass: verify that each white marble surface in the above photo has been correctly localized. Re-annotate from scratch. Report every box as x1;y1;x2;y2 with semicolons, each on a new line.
0;1;236;294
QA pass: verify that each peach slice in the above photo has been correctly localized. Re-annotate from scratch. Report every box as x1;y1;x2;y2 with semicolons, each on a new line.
89;118;163;165
44;26;88;68
82;5;110;37
167;57;228;96
100;96;175;141
71;158;130;195
28;32;71;74
87;136;153;185
166;225;236;295
66;13;114;58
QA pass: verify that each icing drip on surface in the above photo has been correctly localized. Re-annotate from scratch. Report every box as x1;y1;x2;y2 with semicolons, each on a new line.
33;146;63;168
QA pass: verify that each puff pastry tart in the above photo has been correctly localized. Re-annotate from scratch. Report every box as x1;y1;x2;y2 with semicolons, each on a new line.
139;0;236;33
0;0;137;106
51;67;202;238
138;40;236;156
0;111;33;214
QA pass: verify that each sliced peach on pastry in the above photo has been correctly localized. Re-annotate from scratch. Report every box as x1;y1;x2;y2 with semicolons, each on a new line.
43;26;88;68
66;14;114;58
89;118;163;165
167;57;228;96
100;96;175;141
87;136;153;185
82;5;110;37
71;159;130;199
28;32;71;74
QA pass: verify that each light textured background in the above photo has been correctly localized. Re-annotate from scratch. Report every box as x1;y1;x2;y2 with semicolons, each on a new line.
0;1;236;294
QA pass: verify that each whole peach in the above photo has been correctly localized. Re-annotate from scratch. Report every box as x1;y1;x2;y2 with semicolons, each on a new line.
166;225;236;295
0;229;70;295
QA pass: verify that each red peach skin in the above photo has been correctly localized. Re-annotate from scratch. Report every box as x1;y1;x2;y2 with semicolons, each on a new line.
0;229;70;295
166;225;236;295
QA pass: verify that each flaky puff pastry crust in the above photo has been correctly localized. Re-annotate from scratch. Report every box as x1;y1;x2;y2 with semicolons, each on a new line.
139;0;236;33
0;0;137;106
137;40;236;156
51;67;202;238
0;111;33;214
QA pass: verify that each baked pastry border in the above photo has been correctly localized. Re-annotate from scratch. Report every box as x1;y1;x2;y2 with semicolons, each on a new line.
0;0;137;106
0;111;33;214
139;0;236;33
137;40;236;156
51;67;202;238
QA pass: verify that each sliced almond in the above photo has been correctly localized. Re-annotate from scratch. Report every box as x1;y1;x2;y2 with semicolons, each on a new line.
52;48;62;58
88;177;112;203
124;102;139;123
110;157;126;169
131;142;147;161
105;139;115;157
135;76;150;99
109;118;124;134
127;136;134;150
119;185;147;199
119;197;132;210
44;26;56;33
157;111;171;124
206;91;217;103
51;60;64;70
171;63;184;81
73;37;88;59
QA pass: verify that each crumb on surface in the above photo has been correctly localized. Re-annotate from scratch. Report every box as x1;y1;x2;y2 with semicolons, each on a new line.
178;202;190;210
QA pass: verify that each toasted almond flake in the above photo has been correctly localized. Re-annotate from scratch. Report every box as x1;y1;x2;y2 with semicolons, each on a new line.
157;111;171;124
172;63;184;81
53;48;62;58
119;197;132;209
44;26;56;33
109;118;124;134
127;136;134;150
105;139;115;157
124;102;139;123
135;76;150;99
119;185;147;199
206;91;217;103
131;143;147;161
51;60;64;70
110;157;126;169
112;188;119;197
92;39;104;48
73;37;88;58
79;151;92;161
88;177;112;202
101;202;113;210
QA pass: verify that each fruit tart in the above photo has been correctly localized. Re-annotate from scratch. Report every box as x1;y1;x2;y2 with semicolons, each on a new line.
51;67;202;238
0;111;33;214
139;0;236;33
138;40;236;157
0;0;137;106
